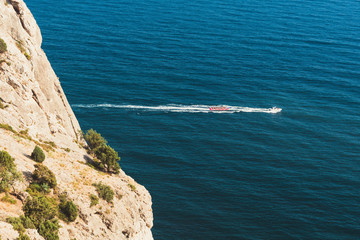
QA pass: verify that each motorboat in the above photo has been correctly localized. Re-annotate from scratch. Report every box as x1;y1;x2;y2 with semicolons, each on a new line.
209;106;230;111
268;106;282;113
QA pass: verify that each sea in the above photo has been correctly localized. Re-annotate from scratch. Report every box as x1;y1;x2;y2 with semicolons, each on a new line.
26;0;360;239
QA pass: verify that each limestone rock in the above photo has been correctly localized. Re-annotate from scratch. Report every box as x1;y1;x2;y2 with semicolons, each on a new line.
0;1;153;239
0;222;19;240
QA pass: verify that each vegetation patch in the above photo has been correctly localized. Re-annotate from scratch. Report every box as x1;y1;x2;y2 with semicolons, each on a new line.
6;217;26;234
0;38;7;53
1;193;16;204
58;194;78;222
84;129;107;151
84;129;121;174
94;145;120;174
16;40;31;60
1;149;61;240
0;123;16;133
128;183;136;192
31;146;46;163
6;216;35;235
43;141;56;148
63;147;71;152
38;219;60;240
0;124;32;141
89;194;99;207
0;150;22;193
22;195;60;239
18;234;31;240
0;123;57;152
23;196;57;227
32;164;57;188
27;183;51;196
92;182;114;203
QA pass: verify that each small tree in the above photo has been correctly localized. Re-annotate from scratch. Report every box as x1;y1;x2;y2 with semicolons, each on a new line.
0;38;7;53
31;146;45;163
32;164;57;188
84;129;107;150
0;151;22;193
95;145;120;174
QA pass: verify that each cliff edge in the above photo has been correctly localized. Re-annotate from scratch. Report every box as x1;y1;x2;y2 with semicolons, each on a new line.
0;0;153;239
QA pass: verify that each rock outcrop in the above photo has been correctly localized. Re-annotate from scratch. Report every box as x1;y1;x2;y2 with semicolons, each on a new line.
0;1;153;239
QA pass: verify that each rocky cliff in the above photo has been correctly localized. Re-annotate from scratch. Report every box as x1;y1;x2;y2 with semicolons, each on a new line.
0;0;153;239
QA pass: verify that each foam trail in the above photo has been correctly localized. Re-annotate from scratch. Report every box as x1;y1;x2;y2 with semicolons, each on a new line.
72;104;282;113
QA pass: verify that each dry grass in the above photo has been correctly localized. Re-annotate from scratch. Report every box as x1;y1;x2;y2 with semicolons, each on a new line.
15;40;31;60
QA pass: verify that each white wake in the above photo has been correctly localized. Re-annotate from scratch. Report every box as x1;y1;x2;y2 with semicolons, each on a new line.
72;104;282;113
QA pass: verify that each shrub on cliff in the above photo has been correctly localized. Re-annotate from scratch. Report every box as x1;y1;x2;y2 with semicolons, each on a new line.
58;195;78;222
20;215;36;229
92;182;114;203
18;234;31;240
0;38;7;53
0;151;22;193
23;196;57;228
95;144;120;174
38;219;59;240
31;146;45;163
27;183;51;196
6;217;25;234
89;194;99;207
6;215;35;235
84;129;107;150
32;164;57;188
0;150;15;169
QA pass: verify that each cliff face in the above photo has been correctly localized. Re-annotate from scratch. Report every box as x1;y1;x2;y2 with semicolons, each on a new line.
0;1;153;239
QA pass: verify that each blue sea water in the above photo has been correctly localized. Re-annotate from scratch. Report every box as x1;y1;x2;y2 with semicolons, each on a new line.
26;0;360;239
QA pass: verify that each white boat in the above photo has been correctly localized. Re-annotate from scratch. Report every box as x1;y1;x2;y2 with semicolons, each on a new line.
268;106;282;113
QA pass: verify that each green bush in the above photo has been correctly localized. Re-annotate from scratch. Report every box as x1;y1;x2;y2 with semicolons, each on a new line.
95;144;120;174
6;217;25;234
84;129;107;150
0;38;7;53
5;215;35;234
18;234;31;240
32;164;57;188
0;151;22;193
23;196;57;227
20;215;35;229
27;183;51;196
92;182;114;203
0;150;16;170
59;198;78;222
89;194;99;207
38;219;59;240
31;146;45;163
